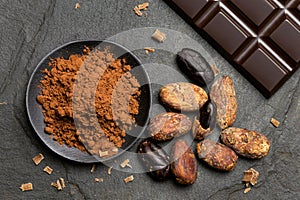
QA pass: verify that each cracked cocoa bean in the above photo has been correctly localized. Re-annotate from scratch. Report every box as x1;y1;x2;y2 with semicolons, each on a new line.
148;112;192;141
210;76;237;129
192;100;216;140
221;127;270;159
160;82;208;112
138;140;170;181
200;100;216;130
171;139;197;185
196;140;238;171
177;48;214;86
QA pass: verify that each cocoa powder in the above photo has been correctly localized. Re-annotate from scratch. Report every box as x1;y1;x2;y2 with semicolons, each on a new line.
37;47;141;156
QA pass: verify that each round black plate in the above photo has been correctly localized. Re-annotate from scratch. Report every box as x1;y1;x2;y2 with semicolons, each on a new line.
26;40;152;163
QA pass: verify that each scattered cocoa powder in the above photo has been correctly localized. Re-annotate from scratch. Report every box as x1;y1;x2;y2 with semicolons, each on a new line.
37;46;141;156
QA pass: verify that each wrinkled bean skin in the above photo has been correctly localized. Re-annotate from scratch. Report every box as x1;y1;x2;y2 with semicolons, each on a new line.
177;48;214;86
148;112;192;141
200;100;217;130
221;127;270;159
171;139;198;185
160;82;208;112
196;140;238;171
138;140;170;180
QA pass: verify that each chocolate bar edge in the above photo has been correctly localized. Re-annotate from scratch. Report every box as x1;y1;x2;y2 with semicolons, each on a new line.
163;0;299;98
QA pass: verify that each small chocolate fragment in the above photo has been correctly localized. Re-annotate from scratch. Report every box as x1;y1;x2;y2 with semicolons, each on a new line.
221;127;270;159
171;139;197;185
160;82;208;111
196;140;238;171
148;112;192;141
138;140;170;181
20;183;33;192
270;118;280;128
177;48;214;86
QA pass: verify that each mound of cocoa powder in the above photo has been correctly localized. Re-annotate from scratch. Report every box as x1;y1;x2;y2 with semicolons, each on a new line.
37;47;141;157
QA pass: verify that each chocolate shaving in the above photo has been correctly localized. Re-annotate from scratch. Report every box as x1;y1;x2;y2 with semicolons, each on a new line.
32;153;44;165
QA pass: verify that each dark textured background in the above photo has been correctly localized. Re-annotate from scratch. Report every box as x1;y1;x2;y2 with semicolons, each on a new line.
0;0;299;199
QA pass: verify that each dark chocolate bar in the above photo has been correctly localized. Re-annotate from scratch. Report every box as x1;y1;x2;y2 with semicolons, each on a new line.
164;0;300;97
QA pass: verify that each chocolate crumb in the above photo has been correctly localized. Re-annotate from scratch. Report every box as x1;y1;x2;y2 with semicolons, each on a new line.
43;166;53;175
270;118;280;128
211;65;219;76
120;159;132;168
124;175;134;183
243;168;259;186
138;2;149;10
107;167;112;175
32;153;44;165
134;6;143;16
75;3;80;9
244;187;251;194
95;178;104;182
90;164;96;173
152;29;166;43
134;2;149;16
144;47;155;54
20;183;33;191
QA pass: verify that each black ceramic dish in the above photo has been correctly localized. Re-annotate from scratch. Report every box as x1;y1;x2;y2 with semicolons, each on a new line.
26;40;152;163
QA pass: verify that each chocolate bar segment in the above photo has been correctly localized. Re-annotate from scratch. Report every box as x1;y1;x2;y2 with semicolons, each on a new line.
164;0;300;97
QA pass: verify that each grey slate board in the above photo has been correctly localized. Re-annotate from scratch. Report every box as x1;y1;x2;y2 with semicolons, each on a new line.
0;0;299;199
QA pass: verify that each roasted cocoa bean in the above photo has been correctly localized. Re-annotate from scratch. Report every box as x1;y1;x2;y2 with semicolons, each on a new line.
171;139;198;185
138;140;170;180
210;76;237;129
160;82;208;111
221;127;270;159
196;140;238;171
177;48;214;86
148;112;192;141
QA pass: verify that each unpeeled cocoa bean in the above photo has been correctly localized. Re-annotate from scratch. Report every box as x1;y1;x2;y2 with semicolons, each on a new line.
210;76;237;129
196;140;238;171
221;127;270;159
160;82;208;112
171;139;197;185
177;48;215;86
148;112;192;141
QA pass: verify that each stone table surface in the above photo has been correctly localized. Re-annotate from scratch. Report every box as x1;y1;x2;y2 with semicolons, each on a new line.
0;0;299;199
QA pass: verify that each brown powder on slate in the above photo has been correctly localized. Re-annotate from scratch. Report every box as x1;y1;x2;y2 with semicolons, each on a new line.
37;47;141;156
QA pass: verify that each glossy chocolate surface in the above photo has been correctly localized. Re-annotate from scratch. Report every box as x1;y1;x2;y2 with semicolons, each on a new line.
164;0;300;97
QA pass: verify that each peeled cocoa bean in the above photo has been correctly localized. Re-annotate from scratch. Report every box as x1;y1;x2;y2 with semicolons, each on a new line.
196;140;238;171
221;127;270;159
210;76;237;129
160;82;208;112
148;112;192;141
177;48;215;86
171;139;198;185
138;140;170;181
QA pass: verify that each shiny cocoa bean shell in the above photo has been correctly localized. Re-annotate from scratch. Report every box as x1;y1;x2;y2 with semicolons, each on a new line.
200;99;217;130
138;140;170;180
177;48;214;86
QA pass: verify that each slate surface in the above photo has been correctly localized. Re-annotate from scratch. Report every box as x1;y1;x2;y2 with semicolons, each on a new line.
0;0;299;199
